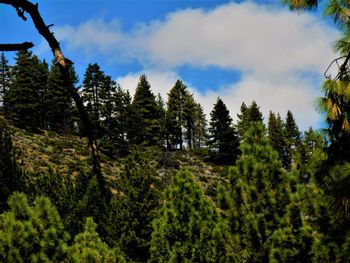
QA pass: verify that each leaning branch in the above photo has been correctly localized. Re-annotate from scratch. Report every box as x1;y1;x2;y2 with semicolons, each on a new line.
0;42;34;51
0;0;108;199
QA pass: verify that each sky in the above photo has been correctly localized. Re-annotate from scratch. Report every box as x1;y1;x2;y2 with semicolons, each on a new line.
0;0;341;131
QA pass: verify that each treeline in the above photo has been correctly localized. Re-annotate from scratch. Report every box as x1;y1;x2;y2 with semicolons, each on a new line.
0;51;318;167
2;50;350;261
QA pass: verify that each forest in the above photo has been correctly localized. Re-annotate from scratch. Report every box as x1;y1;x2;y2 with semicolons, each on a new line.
1;0;350;262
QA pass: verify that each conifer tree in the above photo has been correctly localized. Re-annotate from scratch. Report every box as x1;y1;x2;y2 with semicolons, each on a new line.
165;80;187;150
99;76;117;133
0;193;70;262
0;125;22;211
208;97;239;164
107;87;131;156
5;51;41;130
183;91;198;149
268;111;289;169
236;101;264;140
0;52;11;111
67;217;125;262
150;169;226;262
166;80;204;150
45;61;77;132
81;63;105;132
156;93;167;147
236;102;249;140
109;151;161;262
34;58;49;129
247;100;264;124
218;123;314;261
284;110;302;170
193;103;207;148
129;75;162;145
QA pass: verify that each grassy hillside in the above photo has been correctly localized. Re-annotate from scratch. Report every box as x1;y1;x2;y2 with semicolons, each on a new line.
0;115;226;195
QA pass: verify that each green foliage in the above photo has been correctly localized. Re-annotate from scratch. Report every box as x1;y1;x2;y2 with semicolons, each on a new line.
284;110;302;170
317;79;350;161
101;85;131;156
0;125;22;212
109;150;161;261
45;61;78;133
66;174;109;239
165;80;206;150
129;75;162;146
0;193;70;262
81;63;105;130
4;51;43;130
67;217;125;263
0;52;11;111
236;101;264;140
166;80;187;150
150;169;226;262
267;111;289;169
218;123;314;262
208;97;239;165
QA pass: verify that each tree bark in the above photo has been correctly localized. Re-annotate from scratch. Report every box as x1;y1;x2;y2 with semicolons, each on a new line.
0;0;108;199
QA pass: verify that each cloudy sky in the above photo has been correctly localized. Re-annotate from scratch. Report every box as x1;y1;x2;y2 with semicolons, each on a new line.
0;0;340;130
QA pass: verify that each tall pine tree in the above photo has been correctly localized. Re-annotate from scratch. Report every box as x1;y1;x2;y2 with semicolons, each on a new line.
165;80;187;150
208;97;239;164
267;111;289;169
5;51;41;130
129;75;162;146
150;169;226;262
45;61;78;133
218;123;314;261
0;52;11;112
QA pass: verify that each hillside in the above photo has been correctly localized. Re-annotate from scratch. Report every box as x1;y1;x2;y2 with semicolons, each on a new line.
0;115;226;195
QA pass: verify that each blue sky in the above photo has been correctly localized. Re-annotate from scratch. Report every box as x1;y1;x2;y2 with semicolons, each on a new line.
0;0;340;130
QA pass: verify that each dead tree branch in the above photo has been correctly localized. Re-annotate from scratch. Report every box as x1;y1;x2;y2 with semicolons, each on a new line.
0;42;34;51
0;0;108;199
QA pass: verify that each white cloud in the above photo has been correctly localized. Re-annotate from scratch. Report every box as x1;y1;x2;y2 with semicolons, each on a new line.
56;2;338;74
54;2;340;130
117;69;318;130
193;74;320;130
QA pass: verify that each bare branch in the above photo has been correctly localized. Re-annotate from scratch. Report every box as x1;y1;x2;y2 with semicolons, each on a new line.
0;42;34;51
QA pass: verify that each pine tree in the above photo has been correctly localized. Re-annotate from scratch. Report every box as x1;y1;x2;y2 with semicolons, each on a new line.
165;80;187;150
150;169;226;262
0;193;70;262
109;151;161;261
236;101;264;140
267;111;289;169
45;61;77;132
67;217;125;262
236;102;249;140
129;75;162;145
183;91;197;149
81;63;105;134
193;103;207;148
247;100;264;124
218;123;314;261
284;110;302;170
35;59;49;129
0;52;11;111
5;51;41;130
156;93;166;148
208;97;239;164
0;125;22;212
108;86;131;156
